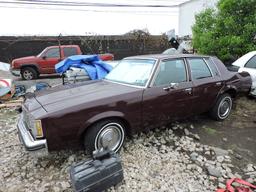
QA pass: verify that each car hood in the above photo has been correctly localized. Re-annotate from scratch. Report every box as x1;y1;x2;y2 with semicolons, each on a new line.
13;56;37;63
34;80;142;114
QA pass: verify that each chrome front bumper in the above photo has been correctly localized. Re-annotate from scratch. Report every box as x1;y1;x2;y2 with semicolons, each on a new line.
17;113;47;151
10;69;20;76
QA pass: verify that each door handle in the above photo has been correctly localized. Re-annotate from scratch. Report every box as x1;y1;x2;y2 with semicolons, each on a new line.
216;82;222;86
184;88;192;94
163;83;178;91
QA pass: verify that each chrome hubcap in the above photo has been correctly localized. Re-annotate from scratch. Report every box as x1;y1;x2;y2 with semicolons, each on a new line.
218;97;231;118
23;70;33;80
95;123;124;152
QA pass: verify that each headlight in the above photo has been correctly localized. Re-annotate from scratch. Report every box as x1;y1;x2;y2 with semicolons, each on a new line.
34;120;44;138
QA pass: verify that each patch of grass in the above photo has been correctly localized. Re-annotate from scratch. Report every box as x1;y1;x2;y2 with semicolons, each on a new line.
203;127;217;135
228;144;238;151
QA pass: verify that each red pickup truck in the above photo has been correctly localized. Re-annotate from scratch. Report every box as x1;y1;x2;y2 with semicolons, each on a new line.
11;45;114;80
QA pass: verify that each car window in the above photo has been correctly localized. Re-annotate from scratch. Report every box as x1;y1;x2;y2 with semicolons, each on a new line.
45;48;60;58
63;47;77;57
187;58;212;80
105;59;156;87
205;58;220;76
154;59;187;86
245;55;256;69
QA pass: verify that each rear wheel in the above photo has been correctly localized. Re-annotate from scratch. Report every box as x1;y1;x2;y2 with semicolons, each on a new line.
21;67;38;80
210;93;233;121
84;119;126;154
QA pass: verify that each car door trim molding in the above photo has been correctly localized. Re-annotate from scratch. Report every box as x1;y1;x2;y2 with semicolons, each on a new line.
202;57;214;77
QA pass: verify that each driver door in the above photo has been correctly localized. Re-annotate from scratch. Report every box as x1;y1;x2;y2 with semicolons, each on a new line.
38;48;61;74
142;58;195;130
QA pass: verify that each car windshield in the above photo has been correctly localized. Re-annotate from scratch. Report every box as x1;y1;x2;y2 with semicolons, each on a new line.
37;48;47;57
105;59;156;87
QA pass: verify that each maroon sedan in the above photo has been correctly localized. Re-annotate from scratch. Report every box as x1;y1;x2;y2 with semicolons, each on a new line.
17;54;252;154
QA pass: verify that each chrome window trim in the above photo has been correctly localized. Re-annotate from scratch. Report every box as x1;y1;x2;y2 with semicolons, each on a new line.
207;57;221;77
183;58;190;82
146;59;161;88
202;57;214;77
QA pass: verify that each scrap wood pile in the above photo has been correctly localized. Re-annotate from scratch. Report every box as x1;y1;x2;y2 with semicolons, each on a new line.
0;98;24;109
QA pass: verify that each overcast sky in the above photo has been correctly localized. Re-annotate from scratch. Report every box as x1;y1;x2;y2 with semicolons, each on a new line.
0;0;188;36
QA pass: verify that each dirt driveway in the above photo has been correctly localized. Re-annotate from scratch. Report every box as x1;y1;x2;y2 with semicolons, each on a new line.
183;97;256;169
0;96;255;191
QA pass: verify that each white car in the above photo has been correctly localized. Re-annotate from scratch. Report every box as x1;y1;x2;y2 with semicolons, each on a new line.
231;51;256;96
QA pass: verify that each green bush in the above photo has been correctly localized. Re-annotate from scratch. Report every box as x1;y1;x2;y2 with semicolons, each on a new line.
192;0;256;63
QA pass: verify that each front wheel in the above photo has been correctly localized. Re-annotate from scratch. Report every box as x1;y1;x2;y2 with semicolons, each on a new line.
21;67;38;80
210;93;233;121
84;119;126;154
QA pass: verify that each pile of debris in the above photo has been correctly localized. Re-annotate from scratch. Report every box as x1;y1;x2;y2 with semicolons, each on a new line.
0;62;17;107
0;62;50;109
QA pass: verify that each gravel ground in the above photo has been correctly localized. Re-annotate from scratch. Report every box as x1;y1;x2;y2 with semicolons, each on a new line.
0;105;256;192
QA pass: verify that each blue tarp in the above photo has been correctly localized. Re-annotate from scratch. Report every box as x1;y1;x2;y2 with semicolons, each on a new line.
55;55;113;80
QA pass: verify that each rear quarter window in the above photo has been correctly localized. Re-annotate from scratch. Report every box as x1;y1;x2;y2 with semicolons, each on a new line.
187;58;212;80
63;47;78;57
205;57;220;76
45;48;60;58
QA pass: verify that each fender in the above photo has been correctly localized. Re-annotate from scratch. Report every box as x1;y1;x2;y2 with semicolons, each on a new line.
220;85;238;95
78;111;126;137
20;64;41;73
212;83;238;109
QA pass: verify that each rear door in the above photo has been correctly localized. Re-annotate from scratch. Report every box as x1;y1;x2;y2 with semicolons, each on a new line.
38;48;60;74
63;47;79;58
186;57;223;114
142;58;194;130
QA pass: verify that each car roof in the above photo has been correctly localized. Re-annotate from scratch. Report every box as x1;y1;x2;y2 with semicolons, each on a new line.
47;45;79;49
124;54;211;60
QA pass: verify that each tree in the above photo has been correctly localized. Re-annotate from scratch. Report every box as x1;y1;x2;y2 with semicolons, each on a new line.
124;28;150;37
192;0;256;63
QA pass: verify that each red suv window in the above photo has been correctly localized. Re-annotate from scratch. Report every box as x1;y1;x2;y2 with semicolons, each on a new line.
63;47;77;57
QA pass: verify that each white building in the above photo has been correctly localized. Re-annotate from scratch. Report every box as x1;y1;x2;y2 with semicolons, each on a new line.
178;0;218;37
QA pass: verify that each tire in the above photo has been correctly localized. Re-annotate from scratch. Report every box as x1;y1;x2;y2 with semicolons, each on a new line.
84;119;126;154
21;67;38;80
210;93;233;121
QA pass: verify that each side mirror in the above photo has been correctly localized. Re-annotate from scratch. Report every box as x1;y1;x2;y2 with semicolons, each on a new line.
42;56;47;60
